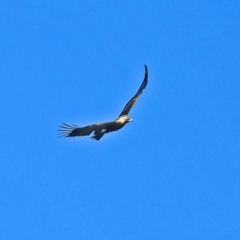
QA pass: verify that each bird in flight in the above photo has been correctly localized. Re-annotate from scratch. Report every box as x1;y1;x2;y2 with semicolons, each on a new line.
58;65;148;141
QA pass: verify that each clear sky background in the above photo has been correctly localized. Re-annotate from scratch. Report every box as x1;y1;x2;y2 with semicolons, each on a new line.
1;1;240;239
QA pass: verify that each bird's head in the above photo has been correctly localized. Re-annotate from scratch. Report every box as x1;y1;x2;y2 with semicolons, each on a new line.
127;118;133;123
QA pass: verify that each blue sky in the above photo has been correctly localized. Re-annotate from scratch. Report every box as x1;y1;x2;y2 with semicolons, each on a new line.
1;1;240;239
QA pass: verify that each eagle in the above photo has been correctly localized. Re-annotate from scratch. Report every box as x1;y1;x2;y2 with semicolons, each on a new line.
58;65;148;140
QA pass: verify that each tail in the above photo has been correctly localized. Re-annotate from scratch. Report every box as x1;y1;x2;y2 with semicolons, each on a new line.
91;130;106;141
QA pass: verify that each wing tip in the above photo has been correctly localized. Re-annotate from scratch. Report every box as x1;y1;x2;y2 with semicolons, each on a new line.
58;123;80;138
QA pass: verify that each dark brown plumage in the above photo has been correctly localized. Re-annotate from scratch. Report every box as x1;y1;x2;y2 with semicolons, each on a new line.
58;65;148;140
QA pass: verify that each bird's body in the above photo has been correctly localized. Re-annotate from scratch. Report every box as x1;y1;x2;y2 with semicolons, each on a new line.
58;65;148;141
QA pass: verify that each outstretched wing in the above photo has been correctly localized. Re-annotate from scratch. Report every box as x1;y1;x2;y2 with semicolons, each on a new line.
58;122;113;138
119;65;148;117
